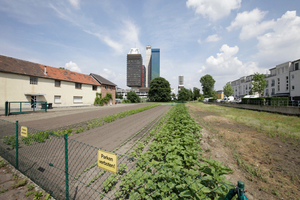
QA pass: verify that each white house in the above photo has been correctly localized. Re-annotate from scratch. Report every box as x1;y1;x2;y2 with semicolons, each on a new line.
0;55;103;108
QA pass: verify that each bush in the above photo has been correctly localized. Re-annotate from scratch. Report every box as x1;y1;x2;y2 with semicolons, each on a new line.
242;97;289;106
208;99;217;102
94;92;113;106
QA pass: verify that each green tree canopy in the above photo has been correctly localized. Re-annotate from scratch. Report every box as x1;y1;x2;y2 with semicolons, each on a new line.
148;77;171;102
177;88;191;102
223;83;234;97
200;74;216;97
193;87;200;100
251;73;267;96
127;91;140;103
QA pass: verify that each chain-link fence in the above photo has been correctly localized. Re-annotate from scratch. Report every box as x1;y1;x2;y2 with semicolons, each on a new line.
0;118;240;200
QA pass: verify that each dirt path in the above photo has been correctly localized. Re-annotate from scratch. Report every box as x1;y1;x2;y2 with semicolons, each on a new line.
187;102;300;200
70;105;171;151
9;104;150;131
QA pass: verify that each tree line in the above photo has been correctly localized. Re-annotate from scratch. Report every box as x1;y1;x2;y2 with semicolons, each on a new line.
117;73;266;103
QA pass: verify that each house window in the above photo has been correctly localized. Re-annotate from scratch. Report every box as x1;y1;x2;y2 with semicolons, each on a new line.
75;83;82;89
55;80;61;87
272;88;275;95
266;89;269;96
295;63;299;70
54;96;61;103
93;85;97;91
292;74;294;79
282;68;284;73
110;86;112;90
292;86;295;90
277;78;280;85
278;85;280;91
30;77;38;85
271;79;275;87
105;86;107;90
73;96;83;103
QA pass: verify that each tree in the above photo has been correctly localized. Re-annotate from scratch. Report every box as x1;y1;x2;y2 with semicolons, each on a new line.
177;88;190;102
148;77;171;102
223;83;234;98
251;73;267;96
200;74;216;97
193;87;200;100
127;91;140;103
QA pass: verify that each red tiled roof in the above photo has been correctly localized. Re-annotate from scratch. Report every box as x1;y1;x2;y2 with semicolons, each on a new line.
0;55;100;85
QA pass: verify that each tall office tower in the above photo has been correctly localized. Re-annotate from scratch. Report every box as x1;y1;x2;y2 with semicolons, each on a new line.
146;45;152;87
127;48;143;88
178;75;184;91
151;48;160;81
142;65;146;87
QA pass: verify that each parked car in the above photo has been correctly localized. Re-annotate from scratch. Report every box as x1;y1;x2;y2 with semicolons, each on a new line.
216;99;222;102
221;96;235;102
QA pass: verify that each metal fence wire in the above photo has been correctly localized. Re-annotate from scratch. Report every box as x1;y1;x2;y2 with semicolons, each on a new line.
0;117;238;200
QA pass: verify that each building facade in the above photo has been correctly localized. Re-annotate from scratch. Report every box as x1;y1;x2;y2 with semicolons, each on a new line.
127;48;143;88
228;59;300;100
90;73;117;105
146;45;152;87
178;75;184;91
0;55;103;108
151;48;160;81
116;87;149;100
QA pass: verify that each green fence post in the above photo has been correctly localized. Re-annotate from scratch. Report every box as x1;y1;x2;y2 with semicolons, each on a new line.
16;120;19;170
45;102;47;112
20;102;22;113
5;101;8;116
64;133;69;200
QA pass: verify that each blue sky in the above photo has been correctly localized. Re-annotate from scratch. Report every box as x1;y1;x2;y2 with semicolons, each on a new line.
1;0;300;93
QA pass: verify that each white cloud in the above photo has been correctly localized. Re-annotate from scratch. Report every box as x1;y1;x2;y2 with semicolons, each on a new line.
255;11;300;63
201;44;266;78
65;61;81;73
68;0;80;9
205;34;221;42
197;39;202;44
85;20;142;55
186;0;241;21
227;8;267;31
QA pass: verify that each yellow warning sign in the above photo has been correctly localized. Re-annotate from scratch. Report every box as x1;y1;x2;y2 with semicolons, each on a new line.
21;126;28;137
98;149;117;174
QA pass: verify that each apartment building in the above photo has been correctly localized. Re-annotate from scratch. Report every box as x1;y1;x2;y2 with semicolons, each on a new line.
229;75;253;98
228;59;300;100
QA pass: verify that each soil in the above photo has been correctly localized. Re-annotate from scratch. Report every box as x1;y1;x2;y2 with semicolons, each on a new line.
187;102;300;200
70;105;171;151
14;104;150;131
0;104;171;200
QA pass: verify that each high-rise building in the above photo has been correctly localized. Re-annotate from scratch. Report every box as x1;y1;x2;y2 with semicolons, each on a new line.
151;48;160;81
127;48;143;88
178;75;184;91
146;45;152;87
142;65;146;87
146;45;160;87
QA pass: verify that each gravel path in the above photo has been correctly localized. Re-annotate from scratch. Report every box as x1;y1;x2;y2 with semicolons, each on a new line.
8;104;150;131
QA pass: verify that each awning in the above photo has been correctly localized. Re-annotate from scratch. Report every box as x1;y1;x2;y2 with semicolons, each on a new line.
24;93;46;96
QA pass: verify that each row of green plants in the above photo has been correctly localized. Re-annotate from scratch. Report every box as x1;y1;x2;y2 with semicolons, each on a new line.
98;109;172;198
2;104;159;149
113;104;234;199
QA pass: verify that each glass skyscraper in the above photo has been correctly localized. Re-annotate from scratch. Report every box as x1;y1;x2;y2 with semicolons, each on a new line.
151;48;160;81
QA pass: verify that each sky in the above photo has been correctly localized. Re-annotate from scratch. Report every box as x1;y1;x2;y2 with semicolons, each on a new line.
1;0;300;93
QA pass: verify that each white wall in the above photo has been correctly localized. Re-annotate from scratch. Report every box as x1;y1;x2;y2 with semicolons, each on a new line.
0;72;100;108
290;70;300;98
